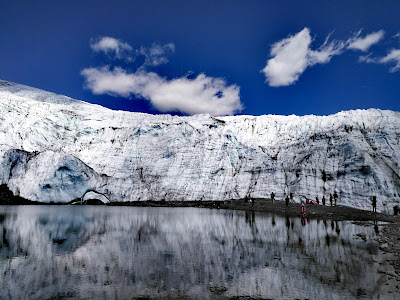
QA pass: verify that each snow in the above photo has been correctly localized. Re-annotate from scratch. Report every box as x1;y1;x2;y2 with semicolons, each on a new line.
0;79;399;212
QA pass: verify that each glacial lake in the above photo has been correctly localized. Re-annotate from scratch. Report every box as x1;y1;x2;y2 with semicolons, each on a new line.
0;205;398;299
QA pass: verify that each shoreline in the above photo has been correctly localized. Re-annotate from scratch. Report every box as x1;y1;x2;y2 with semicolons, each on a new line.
1;185;397;223
109;198;398;222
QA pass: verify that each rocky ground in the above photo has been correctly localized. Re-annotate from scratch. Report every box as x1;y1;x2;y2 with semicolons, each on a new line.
111;198;397;222
0;184;39;204
377;223;400;276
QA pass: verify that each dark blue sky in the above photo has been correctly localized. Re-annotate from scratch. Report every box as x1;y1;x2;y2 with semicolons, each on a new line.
1;0;399;116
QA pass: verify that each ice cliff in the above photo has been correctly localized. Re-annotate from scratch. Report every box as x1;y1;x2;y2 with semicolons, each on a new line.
0;79;399;212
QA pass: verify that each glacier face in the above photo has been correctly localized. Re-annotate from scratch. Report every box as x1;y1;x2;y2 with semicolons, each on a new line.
0;79;399;212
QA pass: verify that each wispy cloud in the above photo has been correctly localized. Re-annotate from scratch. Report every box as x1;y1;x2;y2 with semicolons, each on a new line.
90;37;175;66
90;37;133;59
138;43;175;67
361;49;400;72
347;30;385;52
81;66;242;116
380;50;400;72
261;28;345;87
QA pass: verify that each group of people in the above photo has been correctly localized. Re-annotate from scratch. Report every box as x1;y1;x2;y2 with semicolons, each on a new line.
372;196;400;215
282;191;339;215
298;193;380;215
255;191;387;215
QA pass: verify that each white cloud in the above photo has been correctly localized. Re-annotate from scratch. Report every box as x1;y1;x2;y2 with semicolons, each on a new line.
261;28;345;87
309;34;345;64
380;50;400;72
361;49;400;72
90;37;175;67
85;37;241;115
138;43;175;67
359;54;375;64
90;37;133;59
81;66;242;116
347;30;385;52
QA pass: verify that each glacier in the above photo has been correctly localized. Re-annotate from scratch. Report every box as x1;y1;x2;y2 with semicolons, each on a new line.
0;79;399;212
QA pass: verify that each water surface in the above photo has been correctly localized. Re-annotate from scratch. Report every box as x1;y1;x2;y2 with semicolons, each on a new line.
0;206;397;299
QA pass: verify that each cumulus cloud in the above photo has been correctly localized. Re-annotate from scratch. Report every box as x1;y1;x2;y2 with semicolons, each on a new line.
90;37;133;59
347;30;385;52
261;28;345;87
360;49;400;72
85;37;241;115
81;66;242;116
138;43;175;67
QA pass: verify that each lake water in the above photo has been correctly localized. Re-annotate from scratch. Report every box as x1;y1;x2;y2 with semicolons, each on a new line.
0;205;397;299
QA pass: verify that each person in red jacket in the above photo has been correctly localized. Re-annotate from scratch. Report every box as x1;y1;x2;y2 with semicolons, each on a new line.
301;203;306;216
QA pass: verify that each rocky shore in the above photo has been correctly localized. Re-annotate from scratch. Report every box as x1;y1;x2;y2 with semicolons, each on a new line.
110;198;397;222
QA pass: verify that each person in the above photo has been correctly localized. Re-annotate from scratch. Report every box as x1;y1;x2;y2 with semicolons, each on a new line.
316;196;319;205
301;203;306;216
271;192;275;203
322;195;326;206
372;196;377;212
334;191;338;206
329;194;333;206
285;195;289;209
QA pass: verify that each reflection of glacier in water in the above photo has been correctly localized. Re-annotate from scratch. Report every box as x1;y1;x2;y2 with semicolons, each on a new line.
0;206;397;299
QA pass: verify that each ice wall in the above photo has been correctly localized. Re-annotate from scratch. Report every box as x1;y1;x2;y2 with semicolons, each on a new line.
0;80;399;212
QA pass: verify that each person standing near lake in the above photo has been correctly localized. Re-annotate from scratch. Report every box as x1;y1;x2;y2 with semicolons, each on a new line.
271;192;275;203
322;195;326;206
334;191;338;206
285;195;289;209
301;203;306;216
316;196;319;205
372;196;377;212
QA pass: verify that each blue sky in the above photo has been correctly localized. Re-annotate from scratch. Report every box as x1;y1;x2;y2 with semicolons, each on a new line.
0;0;399;116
